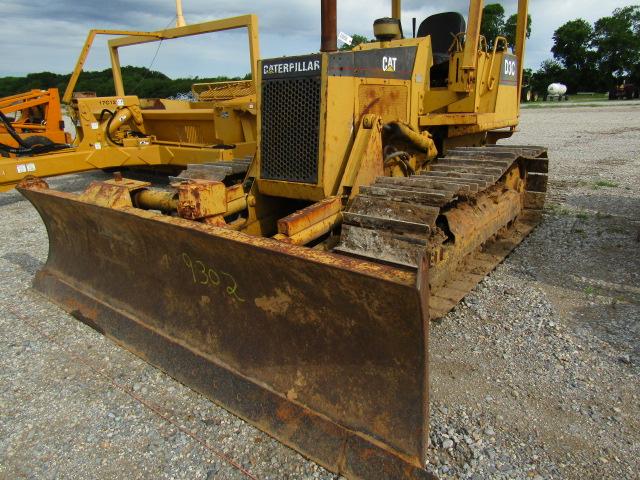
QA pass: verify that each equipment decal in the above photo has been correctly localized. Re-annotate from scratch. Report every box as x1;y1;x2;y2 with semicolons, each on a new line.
328;46;417;80
16;163;35;173
261;54;322;79
500;54;518;85
263;59;320;76
382;56;397;72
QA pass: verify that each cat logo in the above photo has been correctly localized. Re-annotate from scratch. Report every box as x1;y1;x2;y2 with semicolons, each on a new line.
382;56;397;72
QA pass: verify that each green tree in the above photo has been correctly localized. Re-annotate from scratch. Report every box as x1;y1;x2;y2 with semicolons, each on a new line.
530;59;565;96
504;14;532;51
591;5;640;82
481;5;530;51
631;62;640;85
552;19;593;70
481;3;506;47
339;34;369;51
551;18;603;92
0;67;245;99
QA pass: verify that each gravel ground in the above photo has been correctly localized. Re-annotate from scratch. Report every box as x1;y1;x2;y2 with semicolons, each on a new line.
1;102;639;479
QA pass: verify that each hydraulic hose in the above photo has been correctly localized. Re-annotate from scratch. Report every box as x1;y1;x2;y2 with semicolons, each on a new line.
0;111;29;149
0;140;71;156
0;110;71;156
105;109;124;146
98;109;114;122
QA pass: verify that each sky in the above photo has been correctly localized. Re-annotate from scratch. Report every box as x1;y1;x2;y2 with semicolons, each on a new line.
0;1;634;78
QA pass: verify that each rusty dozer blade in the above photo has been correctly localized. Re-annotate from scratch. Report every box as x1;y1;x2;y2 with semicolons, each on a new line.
19;184;435;480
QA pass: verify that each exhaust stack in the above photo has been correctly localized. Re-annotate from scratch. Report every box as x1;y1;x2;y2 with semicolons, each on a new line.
392;0;401;20
321;0;337;52
176;0;186;27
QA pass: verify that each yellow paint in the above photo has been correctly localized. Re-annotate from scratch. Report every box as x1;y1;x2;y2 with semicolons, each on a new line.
252;3;525;206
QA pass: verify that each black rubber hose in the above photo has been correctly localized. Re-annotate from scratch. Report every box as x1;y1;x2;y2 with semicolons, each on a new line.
0;140;70;156
0;112;70;156
27;142;71;155
0;141;22;155
0;111;30;149
98;109;114;122
105;110;124;146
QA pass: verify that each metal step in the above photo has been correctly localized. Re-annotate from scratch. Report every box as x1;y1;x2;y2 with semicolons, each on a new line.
175;158;252;181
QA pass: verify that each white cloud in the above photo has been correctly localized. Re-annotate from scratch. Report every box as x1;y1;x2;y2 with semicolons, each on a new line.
0;0;634;77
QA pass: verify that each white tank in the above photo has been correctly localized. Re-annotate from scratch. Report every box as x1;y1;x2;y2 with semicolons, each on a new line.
547;83;568;96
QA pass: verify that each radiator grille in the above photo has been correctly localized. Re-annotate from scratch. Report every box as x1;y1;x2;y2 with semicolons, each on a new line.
261;77;321;183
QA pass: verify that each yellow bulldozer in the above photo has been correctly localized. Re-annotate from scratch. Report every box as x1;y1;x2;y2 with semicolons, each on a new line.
0;14;260;192
18;0;547;478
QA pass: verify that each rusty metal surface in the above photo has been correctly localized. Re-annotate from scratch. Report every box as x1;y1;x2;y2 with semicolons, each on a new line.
193;81;256;101
16;176;49;190
18;185;434;480
78;181;136;209
337;145;548;319
277;196;342;236
320;0;337;53
134;189;179;212
175;180;227;220
358;85;409;124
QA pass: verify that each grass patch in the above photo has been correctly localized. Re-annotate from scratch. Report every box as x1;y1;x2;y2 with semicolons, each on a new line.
546;204;593;220
522;93;608;107
571;93;608;101
546;203;572;215
592;179;619;189
521;98;636;109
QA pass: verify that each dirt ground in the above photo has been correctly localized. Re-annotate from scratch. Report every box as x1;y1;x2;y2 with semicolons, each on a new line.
1;101;639;479
425;101;640;479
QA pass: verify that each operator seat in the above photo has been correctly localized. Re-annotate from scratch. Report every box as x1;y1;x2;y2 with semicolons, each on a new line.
417;12;466;65
418;12;466;87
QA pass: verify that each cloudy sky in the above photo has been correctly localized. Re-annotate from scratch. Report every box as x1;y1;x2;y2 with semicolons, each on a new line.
0;0;633;78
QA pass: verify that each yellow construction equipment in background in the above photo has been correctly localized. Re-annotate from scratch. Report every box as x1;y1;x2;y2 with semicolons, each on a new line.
0;15;260;192
0;89;70;157
19;0;546;478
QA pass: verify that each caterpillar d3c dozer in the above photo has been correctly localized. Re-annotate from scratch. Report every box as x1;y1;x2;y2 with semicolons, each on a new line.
0;15;260;192
19;0;547;478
